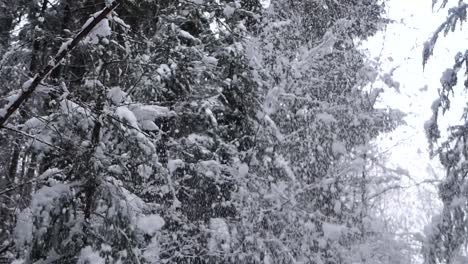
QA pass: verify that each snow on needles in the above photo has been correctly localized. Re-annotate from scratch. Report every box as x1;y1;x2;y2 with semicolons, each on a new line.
81;9;115;45
136;214;165;235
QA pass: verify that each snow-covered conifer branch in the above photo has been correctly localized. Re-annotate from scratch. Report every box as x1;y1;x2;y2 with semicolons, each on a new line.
0;1;119;129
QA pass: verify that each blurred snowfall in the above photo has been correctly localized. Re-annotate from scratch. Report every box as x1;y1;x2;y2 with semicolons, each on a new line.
366;0;468;250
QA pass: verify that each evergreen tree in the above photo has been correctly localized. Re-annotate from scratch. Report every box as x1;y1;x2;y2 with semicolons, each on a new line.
1;0;261;262
228;1;405;263
423;1;468;263
0;0;403;263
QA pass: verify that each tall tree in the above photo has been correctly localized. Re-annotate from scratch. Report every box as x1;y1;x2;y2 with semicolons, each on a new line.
423;1;468;263
228;0;405;263
1;0;261;262
0;0;403;263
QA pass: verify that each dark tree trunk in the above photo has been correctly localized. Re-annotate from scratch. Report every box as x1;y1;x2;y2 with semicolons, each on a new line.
8;143;20;181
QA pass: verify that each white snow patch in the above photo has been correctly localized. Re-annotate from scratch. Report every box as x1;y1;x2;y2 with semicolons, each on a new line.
138;164;153;179
32;184;71;213
322;222;344;241
202;56;218;66
156;64;171;79
332;141;347;155
38;168;62;180
58;39;73;54
140;120;159;131
450;197;467;208
316;112;336;124
333;201;342;214
168;159;185;174
23;117;45;131
260;0;271;8
22;79;33;90
83;15;112;44
84;79;103;88
223;6;236;17
263;114;283;141
119;186;146;214
116;106;139;129
112;15;130;29
178;30;198;41
29;183;74;238
60;99;87;115
238;163;249;177
107;86;127;105
108;165;123;175
208;218;231;252
78;246;105;264
13;208;33;248
143;237;162;263
187;134;214;147
137;214;165;235
198;160;222;178
204;107;218;127
274;154;296;182
129;105;175;121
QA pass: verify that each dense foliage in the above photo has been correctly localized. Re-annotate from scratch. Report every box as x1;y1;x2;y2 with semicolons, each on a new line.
423;0;468;263
0;0;404;263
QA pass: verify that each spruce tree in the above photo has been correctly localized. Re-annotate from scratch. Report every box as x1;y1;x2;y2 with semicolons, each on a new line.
0;0;404;263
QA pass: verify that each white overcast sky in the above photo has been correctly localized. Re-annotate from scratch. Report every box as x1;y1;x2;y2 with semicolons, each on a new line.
365;0;468;242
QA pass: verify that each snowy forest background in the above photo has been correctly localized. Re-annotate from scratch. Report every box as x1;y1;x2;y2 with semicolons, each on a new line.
1;0;468;263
